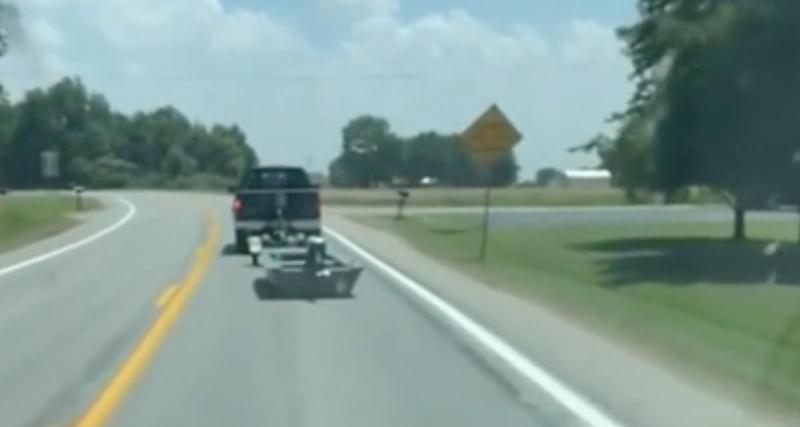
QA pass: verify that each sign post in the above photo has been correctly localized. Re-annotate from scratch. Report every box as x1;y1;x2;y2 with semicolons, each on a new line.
479;171;492;261
461;104;522;262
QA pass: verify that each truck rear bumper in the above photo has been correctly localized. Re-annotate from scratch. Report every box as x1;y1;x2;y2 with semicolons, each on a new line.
235;219;321;232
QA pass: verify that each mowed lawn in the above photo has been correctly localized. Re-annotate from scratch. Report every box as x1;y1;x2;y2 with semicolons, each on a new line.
323;187;629;207
0;195;97;253
359;213;800;410
322;187;725;207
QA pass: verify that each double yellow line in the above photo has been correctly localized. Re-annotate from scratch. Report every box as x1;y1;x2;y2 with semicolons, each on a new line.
74;217;221;427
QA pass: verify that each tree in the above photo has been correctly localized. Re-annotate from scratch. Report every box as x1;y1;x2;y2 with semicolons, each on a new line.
490;151;519;187
188;124;256;178
612;0;800;239
0;3;16;183
162;145;197;178
595;120;658;202
338;116;402;187
3;78;118;186
443;136;483;187
5;89;56;187
403;132;450;185
329;117;520;188
0;78;259;189
0;99;14;185
328;156;354;187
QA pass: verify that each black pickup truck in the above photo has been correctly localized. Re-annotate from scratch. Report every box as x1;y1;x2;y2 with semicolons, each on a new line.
231;166;321;252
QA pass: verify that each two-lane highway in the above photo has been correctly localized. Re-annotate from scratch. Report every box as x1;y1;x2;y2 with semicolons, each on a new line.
0;192;588;427
0;193;208;427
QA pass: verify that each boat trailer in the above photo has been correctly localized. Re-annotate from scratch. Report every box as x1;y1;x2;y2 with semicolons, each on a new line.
247;233;363;298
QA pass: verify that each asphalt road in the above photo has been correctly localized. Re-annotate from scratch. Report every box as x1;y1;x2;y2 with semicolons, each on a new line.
0;192;589;427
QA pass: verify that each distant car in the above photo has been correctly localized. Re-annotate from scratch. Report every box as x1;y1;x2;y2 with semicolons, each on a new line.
231;166;321;253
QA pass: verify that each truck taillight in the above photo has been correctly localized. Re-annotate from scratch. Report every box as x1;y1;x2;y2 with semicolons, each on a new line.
233;197;243;214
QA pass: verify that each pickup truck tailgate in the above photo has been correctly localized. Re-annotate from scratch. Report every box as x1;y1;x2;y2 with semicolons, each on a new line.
236;189;319;221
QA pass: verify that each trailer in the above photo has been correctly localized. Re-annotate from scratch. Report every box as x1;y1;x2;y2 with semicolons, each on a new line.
248;233;363;298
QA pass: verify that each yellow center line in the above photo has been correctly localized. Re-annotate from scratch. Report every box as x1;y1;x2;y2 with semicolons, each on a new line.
155;285;179;309
73;217;221;427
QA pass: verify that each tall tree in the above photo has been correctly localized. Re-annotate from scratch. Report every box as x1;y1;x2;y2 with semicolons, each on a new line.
6;89;56;187
337;115;402;187
403;132;450;184
613;0;800;239
0;2;18;184
0;97;14;185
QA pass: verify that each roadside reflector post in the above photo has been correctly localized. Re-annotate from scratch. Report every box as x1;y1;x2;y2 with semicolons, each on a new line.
460;104;522;264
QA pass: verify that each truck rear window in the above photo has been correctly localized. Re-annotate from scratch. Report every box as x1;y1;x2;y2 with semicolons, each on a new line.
240;169;311;189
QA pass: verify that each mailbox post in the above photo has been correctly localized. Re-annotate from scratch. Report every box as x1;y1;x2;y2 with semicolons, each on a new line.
396;189;410;221
74;186;85;211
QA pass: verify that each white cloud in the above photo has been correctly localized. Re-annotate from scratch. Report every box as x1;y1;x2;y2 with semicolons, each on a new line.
22;0;65;9
319;0;399;18
27;17;63;49
79;0;311;74
340;10;553;74
0;1;632;175
559;20;624;66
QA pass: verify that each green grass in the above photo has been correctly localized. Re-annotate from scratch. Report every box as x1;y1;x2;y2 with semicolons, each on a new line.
358;214;800;411
322;187;724;207
0;195;100;253
323;187;628;207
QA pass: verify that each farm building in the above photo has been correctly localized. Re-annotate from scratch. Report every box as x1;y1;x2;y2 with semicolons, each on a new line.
536;168;612;189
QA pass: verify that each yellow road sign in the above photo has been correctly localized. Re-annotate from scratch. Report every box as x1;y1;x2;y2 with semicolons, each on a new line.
462;104;522;166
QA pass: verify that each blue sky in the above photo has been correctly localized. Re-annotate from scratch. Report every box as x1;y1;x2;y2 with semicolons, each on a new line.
3;0;638;177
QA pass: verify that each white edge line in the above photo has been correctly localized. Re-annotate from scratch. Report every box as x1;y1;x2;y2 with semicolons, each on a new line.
0;196;137;278
324;226;625;427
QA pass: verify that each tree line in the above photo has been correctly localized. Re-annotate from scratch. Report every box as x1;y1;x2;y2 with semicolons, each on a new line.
328;115;519;188
0;77;258;190
576;0;800;239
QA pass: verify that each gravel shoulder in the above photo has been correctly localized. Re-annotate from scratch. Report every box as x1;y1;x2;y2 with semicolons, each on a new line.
325;210;792;427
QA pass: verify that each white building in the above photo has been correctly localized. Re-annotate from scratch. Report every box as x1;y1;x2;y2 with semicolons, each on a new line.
536;168;612;189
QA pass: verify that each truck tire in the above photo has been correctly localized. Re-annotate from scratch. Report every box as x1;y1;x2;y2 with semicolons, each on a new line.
235;230;248;254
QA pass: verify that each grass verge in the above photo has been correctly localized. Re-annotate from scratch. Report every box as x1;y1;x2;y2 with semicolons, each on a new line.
323;187;724;207
357;213;800;412
0;195;100;253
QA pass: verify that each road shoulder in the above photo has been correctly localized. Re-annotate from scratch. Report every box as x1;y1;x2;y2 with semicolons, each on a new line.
0;193;127;277
325;212;788;427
